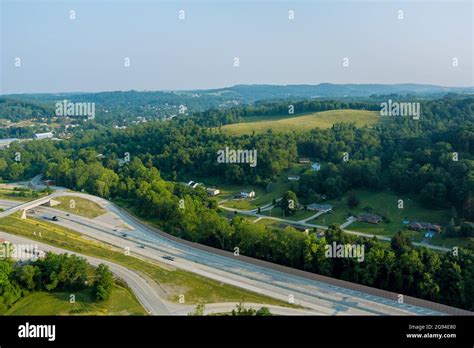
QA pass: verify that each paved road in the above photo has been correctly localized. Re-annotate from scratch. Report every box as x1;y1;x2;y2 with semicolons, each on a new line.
0;192;449;316
0;231;170;315
171;302;321;316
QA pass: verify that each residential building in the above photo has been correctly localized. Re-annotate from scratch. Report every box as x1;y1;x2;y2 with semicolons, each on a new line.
356;213;382;224
307;203;333;212
206;188;220;196
408;221;442;233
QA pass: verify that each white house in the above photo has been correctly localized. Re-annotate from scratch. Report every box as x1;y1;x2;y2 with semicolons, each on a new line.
206;188;220;196
311;163;321;171
240;191;256;199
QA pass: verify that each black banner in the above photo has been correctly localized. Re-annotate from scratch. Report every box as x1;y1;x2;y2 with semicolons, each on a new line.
0;316;473;347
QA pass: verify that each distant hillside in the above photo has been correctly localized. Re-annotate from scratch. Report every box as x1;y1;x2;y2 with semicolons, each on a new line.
219;83;474;101
0;98;54;122
2;83;472;123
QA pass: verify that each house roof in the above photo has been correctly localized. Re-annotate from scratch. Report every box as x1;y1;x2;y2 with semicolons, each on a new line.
307;203;332;211
408;221;441;231
357;213;382;223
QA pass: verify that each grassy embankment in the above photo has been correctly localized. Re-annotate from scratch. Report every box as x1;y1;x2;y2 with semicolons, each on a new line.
0;214;291;307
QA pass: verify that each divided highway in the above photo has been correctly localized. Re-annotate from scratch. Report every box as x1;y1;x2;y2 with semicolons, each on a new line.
0;191;449;315
0;231;170;315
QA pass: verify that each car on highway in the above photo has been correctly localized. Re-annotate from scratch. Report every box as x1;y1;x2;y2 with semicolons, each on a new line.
138;244;146;249
51;216;59;221
162;255;175;261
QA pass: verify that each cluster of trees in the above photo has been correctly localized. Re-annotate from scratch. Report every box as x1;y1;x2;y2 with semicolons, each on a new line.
0;98;54;122
0;252;114;312
0;96;473;309
1;97;472;221
39;157;474;310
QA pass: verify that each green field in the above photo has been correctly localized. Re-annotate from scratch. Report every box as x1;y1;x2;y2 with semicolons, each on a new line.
0;187;48;202
4;282;146;315
307;189;463;246
54;196;106;218
218;165;305;210
260;206;316;221
218;110;379;135
0;214;290;307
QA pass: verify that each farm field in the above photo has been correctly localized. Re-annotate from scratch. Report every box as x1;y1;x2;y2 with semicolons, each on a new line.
218;109;379;135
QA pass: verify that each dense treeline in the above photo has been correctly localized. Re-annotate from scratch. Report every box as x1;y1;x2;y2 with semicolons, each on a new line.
0;252;114;312
1;97;472;219
0;98;55;122
0;97;473;309
30;156;474;310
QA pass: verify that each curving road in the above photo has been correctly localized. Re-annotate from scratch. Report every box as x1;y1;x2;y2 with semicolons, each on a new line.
0;191;452;315
0;231;170;315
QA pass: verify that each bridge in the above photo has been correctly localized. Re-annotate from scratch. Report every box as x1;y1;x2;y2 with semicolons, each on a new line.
0;194;61;219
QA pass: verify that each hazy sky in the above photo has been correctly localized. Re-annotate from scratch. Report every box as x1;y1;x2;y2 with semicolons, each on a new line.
1;0;472;94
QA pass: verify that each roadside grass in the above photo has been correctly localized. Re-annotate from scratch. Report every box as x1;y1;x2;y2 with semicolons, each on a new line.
4;281;146;315
53;196;106;219
0;188;48;202
0;214;291;307
259;206;316;221
223;199;256;210
254;219;281;227
218;110;379;135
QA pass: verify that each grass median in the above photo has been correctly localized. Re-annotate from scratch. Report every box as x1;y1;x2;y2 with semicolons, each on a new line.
0;214;292;307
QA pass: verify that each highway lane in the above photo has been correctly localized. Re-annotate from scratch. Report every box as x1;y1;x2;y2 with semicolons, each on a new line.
171;302;321;316
0;231;171;315
5;192;448;316
0;199;334;316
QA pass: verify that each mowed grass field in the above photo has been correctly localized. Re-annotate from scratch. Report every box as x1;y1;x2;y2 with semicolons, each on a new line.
54;196;106;219
309;189;451;233
306;189;465;248
218;110;379;135
4;282;146;315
